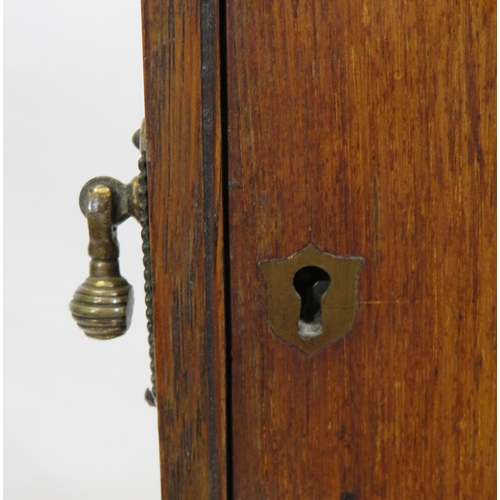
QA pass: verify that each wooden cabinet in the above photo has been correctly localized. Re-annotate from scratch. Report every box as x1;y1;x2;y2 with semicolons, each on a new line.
142;0;496;497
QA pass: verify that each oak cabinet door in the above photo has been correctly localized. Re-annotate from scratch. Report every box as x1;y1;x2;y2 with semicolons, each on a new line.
143;0;496;498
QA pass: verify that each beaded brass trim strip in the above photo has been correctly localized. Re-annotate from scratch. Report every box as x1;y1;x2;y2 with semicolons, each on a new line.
134;123;156;406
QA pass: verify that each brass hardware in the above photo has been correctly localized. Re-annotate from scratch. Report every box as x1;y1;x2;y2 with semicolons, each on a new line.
260;244;364;355
69;176;140;339
69;120;157;404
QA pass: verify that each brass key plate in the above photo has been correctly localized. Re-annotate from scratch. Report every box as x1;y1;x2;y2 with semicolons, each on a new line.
260;244;364;355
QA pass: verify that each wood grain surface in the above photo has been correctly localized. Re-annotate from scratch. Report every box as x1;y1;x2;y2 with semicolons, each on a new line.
142;0;226;497
225;0;496;498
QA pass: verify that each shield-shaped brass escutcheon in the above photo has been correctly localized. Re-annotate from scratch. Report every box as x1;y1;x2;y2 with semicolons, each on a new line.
260;244;364;355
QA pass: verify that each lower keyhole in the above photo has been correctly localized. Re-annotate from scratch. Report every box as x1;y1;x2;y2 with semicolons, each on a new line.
293;266;331;340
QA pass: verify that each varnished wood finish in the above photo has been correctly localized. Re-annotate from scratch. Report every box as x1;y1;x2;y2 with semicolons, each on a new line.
142;0;226;497
226;0;496;498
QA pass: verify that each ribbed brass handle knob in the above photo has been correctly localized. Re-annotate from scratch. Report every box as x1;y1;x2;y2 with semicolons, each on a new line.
71;261;133;340
70;177;139;340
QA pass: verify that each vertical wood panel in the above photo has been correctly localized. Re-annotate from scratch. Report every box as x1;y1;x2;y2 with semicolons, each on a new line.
142;0;226;497
226;0;496;498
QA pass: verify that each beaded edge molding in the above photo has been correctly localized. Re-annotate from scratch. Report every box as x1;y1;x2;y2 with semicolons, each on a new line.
135;123;156;406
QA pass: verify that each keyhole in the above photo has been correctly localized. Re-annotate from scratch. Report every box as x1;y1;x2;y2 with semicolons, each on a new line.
293;266;331;340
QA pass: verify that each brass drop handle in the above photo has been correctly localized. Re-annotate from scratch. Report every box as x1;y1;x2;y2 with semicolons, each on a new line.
70;176;141;340
69;122;156;405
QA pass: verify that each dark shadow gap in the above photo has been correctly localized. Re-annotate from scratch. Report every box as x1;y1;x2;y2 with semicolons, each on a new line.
219;0;234;497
